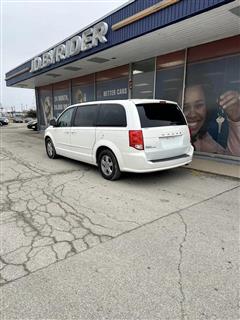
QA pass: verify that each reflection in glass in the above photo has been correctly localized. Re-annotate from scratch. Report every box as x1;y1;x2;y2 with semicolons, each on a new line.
132;58;155;99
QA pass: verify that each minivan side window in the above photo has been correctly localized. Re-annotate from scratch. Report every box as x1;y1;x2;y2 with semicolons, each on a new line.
96;104;127;127
57;107;75;127
73;105;99;127
136;103;186;128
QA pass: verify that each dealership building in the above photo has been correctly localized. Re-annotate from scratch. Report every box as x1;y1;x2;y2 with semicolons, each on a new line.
5;0;240;165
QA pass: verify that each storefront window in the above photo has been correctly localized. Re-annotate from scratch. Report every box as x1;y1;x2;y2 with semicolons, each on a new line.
155;50;185;103
184;39;240;157
132;58;155;99
96;65;129;100
38;86;53;126
72;75;94;104
53;81;70;118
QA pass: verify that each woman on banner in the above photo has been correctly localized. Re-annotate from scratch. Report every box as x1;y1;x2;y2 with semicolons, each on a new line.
182;75;240;156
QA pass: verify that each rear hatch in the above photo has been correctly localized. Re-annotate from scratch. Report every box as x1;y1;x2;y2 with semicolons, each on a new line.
136;102;190;161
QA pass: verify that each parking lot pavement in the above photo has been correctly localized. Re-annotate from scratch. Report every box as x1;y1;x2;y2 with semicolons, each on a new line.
0;124;239;319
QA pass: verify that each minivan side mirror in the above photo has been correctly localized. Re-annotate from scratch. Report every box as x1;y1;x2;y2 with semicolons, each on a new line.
50;118;57;127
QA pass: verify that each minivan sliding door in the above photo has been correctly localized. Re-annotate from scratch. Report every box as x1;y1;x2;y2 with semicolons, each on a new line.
70;104;99;164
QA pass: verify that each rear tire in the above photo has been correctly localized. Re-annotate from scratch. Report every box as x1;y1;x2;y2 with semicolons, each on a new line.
98;149;121;181
45;137;57;159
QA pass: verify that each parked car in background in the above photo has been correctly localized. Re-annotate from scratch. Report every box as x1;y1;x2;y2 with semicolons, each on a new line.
0;116;9;126
27;119;37;131
45;99;193;180
24;117;33;123
13;116;24;123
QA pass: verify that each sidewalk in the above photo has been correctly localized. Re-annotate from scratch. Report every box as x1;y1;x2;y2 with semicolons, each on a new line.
186;156;240;179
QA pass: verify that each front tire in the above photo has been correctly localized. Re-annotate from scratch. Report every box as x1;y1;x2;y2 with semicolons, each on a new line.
45;137;57;159
98;149;121;181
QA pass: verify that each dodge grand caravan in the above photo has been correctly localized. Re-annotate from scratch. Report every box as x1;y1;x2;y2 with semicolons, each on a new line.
45;99;193;180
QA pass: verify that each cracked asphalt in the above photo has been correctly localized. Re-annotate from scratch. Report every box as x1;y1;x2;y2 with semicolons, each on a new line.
0;124;239;320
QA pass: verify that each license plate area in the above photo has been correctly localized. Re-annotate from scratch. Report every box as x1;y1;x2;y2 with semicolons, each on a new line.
159;136;182;149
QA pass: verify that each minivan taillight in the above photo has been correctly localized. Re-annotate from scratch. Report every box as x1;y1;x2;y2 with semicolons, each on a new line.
129;130;144;150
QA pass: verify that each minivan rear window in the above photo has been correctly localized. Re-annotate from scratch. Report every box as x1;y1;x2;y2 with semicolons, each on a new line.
136;103;186;128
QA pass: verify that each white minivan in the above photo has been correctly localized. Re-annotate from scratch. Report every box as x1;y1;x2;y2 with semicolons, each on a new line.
45;99;193;180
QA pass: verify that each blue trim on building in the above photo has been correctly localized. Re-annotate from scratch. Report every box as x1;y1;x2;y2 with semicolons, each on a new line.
6;0;235;87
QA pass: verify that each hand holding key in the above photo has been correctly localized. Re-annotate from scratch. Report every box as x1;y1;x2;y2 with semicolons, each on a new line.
219;91;240;122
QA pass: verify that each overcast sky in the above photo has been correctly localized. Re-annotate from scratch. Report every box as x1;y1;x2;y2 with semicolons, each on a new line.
1;0;127;111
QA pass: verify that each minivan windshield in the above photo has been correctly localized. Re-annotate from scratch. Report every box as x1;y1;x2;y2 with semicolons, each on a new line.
136;103;186;128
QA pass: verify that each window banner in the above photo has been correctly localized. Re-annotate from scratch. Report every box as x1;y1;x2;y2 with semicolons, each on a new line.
96;78;128;100
184;54;240;157
53;89;70;118
39;89;53;126
72;85;94;104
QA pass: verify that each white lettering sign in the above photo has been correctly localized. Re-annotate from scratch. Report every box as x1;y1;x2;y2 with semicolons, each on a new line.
30;22;108;72
103;88;127;97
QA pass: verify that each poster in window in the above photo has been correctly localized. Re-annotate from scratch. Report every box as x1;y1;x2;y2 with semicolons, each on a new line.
72;84;94;104
184;54;240;157
39;88;53;126
53;89;70;118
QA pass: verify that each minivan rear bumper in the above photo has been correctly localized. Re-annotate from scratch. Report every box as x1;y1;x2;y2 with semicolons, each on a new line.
121;145;194;173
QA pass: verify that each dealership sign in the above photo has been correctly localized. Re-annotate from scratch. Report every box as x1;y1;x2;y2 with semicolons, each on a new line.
30;22;108;73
